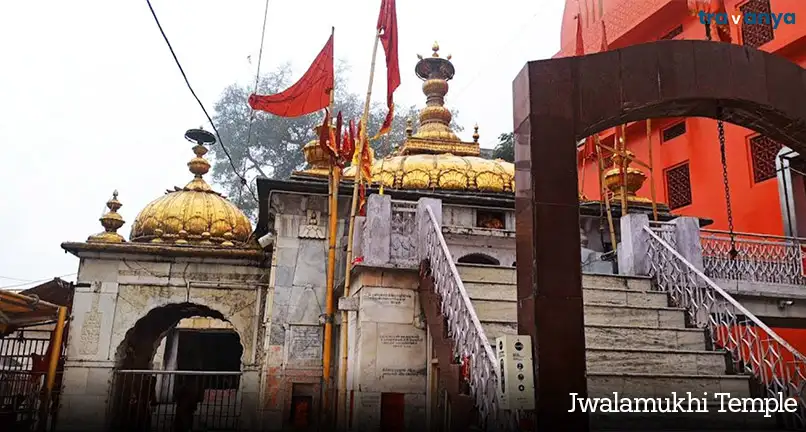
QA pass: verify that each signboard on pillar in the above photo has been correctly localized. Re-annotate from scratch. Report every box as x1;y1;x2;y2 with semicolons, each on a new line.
495;335;535;411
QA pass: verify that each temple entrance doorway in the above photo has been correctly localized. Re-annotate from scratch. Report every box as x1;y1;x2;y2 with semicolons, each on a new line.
109;303;244;432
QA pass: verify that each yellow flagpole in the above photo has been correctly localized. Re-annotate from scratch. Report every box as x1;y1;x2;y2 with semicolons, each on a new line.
579;144;588;199
322;26;339;426
338;27;382;429
596;135;618;251
619;124;628;216
647;119;659;222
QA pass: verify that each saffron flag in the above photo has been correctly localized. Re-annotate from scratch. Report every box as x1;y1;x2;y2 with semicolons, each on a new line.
372;0;401;140
575;13;585;56
248;34;334;118
318;110;336;157
687;0;731;43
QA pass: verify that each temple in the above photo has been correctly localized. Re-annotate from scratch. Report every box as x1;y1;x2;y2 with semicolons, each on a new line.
3;3;806;431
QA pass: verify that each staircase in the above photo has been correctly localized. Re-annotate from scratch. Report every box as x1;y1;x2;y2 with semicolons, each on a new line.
456;263;779;430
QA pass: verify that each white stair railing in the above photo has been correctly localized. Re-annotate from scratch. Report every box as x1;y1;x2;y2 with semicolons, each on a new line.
645;226;806;429
422;206;502;427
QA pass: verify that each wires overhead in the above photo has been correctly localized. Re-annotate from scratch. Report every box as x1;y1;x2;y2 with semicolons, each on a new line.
0;273;78;290
144;0;259;203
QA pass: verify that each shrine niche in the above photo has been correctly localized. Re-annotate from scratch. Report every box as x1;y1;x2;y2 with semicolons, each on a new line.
513;39;806;430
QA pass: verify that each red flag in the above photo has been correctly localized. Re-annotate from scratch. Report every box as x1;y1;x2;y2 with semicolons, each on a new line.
575;14;584;56
335;111;343;157
372;0;400;139
248;34;334;118
319;110;336;158
687;0;731;43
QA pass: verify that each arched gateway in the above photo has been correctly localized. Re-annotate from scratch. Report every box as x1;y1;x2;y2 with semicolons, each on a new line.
513;39;806;430
57;129;269;431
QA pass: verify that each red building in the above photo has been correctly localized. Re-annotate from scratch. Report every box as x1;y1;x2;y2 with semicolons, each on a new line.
559;0;806;237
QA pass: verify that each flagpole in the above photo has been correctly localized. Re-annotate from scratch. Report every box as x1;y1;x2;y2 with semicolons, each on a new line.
596;135;618;252
646;119;659;222
619;124;628;216
338;27;382;428
322;26;339;427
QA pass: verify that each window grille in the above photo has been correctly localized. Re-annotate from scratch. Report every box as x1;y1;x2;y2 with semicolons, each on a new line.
740;0;775;48
662;122;686;142
665;163;692;210
749;135;782;183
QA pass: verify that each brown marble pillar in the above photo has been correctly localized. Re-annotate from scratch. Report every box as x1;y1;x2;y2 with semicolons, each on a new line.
513;58;589;431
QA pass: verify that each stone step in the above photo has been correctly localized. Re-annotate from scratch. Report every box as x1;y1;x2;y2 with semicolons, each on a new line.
587;372;752;398
464;283;669;308
472;300;686;329
589;409;778;430
586;325;706;351
480;323;706;352
586;348;727;376
455;264;652;291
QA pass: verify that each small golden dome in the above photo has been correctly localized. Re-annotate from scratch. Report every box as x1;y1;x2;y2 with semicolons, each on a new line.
344;154;514;193
295;124;334;178
129;129;253;247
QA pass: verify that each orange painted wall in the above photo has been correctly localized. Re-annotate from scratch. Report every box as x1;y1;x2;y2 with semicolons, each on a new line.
571;0;806;236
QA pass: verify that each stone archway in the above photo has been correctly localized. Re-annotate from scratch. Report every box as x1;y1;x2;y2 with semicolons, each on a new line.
110;302;245;432
457;253;501;266
512;40;806;430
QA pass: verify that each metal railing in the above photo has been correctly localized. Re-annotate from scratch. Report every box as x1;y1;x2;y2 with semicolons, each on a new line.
422;206;501;427
701;229;806;285
645;226;806;428
0;333;61;432
108;370;243;432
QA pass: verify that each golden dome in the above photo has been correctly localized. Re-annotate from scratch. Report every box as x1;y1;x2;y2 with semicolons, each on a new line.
129;129;253;247
344;153;514;192
295;125;334;178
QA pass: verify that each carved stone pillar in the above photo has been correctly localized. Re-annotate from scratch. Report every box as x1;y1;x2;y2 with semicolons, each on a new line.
672;216;704;272
362;194;392;266
416;198;442;261
617;213;650;276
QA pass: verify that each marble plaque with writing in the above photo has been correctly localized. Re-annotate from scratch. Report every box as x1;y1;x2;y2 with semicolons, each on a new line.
375;323;427;392
285;325;322;369
360;287;415;324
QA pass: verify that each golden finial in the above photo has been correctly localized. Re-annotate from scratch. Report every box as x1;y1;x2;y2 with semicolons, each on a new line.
432;41;440;57
473;124;480;143
184;128;216;192
406;118;413;137
88;190;126;243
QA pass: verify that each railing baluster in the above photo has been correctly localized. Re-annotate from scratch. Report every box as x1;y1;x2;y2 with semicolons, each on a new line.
645;226;806;428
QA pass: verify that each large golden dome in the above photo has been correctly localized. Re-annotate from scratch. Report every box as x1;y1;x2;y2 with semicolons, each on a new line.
129;129;253;247
343;42;515;193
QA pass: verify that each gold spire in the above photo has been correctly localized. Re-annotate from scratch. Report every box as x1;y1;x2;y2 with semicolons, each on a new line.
88;191;126;243
473;124;479;143
392;43;479;157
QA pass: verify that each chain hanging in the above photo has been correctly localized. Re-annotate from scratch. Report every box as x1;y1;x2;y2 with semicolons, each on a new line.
705;21;738;260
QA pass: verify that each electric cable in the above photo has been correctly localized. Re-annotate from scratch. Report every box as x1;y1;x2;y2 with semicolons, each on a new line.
144;0;258;203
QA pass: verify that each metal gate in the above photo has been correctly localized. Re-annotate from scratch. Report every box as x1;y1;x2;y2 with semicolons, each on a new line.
109;370;243;432
0;333;59;432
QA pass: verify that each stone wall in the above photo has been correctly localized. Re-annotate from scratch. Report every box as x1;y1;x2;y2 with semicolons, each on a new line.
261;191;350;429
57;252;266;431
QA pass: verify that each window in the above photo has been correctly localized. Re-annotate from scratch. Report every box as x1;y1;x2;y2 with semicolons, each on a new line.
740;0;775;48
457;253;500;266
661;122;686;143
749;135;783;183
660;25;683;40
476;210;505;229
665;163;692;210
